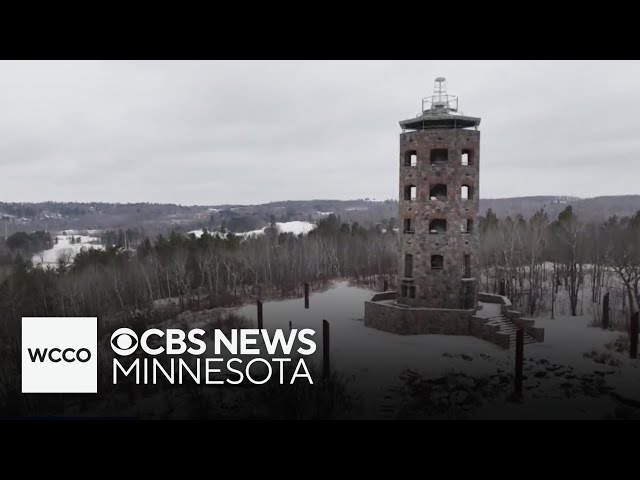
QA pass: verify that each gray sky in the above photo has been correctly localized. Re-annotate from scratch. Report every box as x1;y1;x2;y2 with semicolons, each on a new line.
1;60;639;205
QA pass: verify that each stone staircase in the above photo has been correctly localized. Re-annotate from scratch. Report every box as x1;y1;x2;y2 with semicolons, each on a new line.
486;315;537;350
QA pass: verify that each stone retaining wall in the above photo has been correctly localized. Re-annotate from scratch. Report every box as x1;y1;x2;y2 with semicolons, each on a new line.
363;291;545;349
469;315;511;349
370;291;398;302
364;300;473;335
477;292;512;307
514;318;545;342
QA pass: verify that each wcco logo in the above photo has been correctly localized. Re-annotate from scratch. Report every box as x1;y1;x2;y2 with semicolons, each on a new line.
27;347;92;363
22;317;97;393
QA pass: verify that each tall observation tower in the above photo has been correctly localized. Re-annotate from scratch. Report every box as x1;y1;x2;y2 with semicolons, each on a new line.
397;77;481;309
364;79;544;348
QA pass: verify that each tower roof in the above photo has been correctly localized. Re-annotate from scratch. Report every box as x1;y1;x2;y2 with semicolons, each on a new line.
399;77;481;131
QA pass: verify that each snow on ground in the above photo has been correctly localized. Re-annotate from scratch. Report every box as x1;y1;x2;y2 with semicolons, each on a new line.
32;234;104;267
231;282;640;419
187;229;225;239
235;282;513;416
188;221;317;239
61;229;102;235
242;221;316;237
476;302;501;318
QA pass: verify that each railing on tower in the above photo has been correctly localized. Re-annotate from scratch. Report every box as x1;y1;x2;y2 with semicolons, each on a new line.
421;77;459;113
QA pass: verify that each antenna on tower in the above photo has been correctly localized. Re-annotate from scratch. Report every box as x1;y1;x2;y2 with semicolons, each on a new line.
433;77;447;108
422;77;459;113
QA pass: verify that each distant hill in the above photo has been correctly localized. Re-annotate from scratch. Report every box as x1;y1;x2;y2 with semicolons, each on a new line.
0;199;398;237
480;195;640;221
2;195;640;237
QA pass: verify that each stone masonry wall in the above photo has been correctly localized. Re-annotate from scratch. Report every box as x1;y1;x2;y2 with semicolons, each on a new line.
364;290;544;348
364;300;474;335
398;128;480;309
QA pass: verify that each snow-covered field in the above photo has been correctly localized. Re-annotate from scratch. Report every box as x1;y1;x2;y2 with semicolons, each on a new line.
60;229;102;236
242;221;316;237
188;221;317;239
32;234;104;267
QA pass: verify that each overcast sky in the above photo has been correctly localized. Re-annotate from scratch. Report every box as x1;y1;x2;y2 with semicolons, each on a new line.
0;60;638;205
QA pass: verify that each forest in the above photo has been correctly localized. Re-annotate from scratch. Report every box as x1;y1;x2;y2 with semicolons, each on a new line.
1;206;640;334
479;206;640;329
1;207;640;418
2;205;640;331
0;215;396;341
0;231;52;264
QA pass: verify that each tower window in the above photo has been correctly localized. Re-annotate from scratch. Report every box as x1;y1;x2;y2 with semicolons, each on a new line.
404;185;417;202
461;149;472;166
401;284;408;297
403;218;414;234
461;219;473;233
429;219;447;234
461;184;473;200
463;254;471;277
404;253;413;278
430;149;448;165
408;286;416;298
429;184;447;201
431;255;444;270
404;150;417;167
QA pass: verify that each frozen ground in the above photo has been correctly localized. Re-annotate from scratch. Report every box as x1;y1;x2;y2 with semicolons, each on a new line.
241;221;316;237
60;229;103;235
32;234;104;267
233;281;640;419
188;221;316;239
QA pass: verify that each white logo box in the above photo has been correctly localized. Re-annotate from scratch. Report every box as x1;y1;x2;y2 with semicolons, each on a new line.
22;317;98;393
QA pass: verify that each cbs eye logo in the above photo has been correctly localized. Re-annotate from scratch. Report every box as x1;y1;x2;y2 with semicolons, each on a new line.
110;328;138;356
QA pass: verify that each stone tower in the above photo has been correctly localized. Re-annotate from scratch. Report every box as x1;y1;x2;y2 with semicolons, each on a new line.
397;78;481;310
364;80;543;349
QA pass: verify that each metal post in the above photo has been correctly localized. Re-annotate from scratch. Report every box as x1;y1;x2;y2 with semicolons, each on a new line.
383;278;388;292
630;311;639;360
257;300;263;330
602;292;610;330
323;319;330;379
514;328;524;398
304;282;309;309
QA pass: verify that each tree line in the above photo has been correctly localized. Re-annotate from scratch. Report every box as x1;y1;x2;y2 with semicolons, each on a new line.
479;205;640;324
2;231;52;262
0;214;396;341
2;205;640;339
